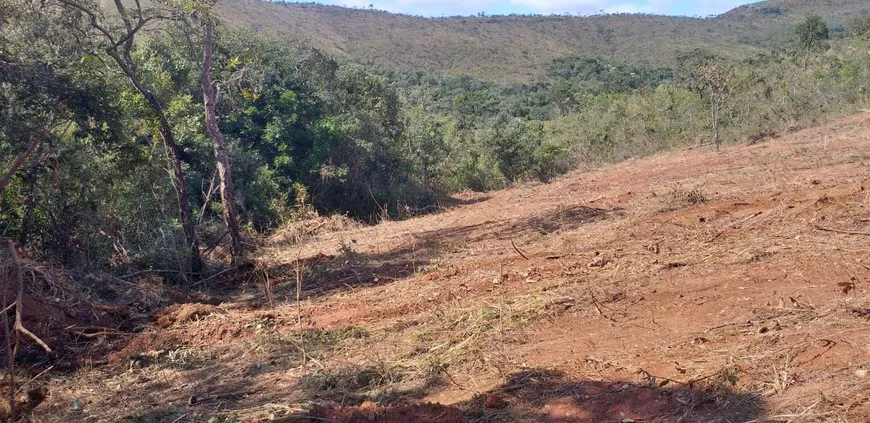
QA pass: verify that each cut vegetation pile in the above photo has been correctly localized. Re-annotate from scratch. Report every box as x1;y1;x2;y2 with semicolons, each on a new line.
25;113;870;422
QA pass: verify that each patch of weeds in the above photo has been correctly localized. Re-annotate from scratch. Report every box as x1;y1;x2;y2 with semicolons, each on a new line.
403;294;572;370
748;250;775;263
128;348;208;370
416;256;445;274
338;239;361;262
674;187;707;205
299;362;414;403
301;326;369;344
249;325;368;363
662;187;708;210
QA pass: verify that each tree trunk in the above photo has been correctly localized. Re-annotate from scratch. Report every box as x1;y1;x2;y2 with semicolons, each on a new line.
712;97;720;152
804;47;810;70
108;51;203;275
420;154;429;190
18;145;44;246
201;18;243;258
0;120;53;197
154;106;204;274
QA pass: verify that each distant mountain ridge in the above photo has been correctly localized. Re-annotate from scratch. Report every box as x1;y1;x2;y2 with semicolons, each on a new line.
212;0;867;81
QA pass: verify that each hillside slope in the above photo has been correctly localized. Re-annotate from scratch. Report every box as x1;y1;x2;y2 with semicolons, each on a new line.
34;113;870;422
214;0;867;81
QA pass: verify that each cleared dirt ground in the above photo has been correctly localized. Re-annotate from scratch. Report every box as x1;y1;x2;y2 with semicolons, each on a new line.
32;113;870;422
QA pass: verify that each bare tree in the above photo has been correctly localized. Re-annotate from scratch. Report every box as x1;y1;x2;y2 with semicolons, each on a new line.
698;60;734;152
200;13;243;258
55;0;203;274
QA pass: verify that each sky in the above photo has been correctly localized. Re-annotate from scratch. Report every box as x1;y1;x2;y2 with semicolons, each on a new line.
312;0;760;17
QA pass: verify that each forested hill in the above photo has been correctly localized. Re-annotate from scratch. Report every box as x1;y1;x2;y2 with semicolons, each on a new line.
212;0;866;82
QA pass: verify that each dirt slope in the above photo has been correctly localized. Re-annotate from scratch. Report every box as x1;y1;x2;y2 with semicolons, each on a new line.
35;113;870;422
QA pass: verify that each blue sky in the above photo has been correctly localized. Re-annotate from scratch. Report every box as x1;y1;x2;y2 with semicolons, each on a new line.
313;0;759;17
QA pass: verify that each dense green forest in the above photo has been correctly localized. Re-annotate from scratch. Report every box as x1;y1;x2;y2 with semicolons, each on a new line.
2;0;870;279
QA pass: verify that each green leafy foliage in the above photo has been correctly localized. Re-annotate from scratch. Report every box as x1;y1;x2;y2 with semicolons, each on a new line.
2;3;870;278
795;14;830;68
845;15;870;39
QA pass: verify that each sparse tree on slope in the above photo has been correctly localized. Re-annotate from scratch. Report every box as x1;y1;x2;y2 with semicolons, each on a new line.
698;59;734;152
170;0;245;259
795;14;829;69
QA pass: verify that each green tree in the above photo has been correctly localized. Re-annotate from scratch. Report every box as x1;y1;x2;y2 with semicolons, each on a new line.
676;49;718;99
795;14;830;69
54;0;204;274
1;0;117;232
403;100;448;190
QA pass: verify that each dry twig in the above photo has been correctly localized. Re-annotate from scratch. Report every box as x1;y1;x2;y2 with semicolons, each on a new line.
812;224;870;236
2;240;51;352
510;238;530;261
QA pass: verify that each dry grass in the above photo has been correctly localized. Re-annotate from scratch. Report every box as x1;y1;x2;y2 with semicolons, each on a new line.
28;113;870;422
267;214;362;247
212;0;865;82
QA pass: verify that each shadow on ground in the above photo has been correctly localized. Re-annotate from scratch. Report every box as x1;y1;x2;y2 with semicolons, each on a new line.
67;362;763;422
291;368;764;423
456;369;763;423
266;205;620;300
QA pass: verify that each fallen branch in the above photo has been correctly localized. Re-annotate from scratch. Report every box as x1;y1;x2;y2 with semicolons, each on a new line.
588;289;618;323
306;219;330;235
708;211;763;242
637;368;721;390
3;240;51;353
0;301;17;315
2;238;52;421
13;323;51;353
201;230;229;256
67;327;126;339
812;224;870;236
187;265;237;288
440;367;466;390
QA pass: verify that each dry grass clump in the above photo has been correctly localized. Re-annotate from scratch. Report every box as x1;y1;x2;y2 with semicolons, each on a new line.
299;362;419;404
691;298;870;422
268;214;362;246
126;347;210;371
667;186;708;207
153;304;222;329
248;325;370;367
397;291;578;374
